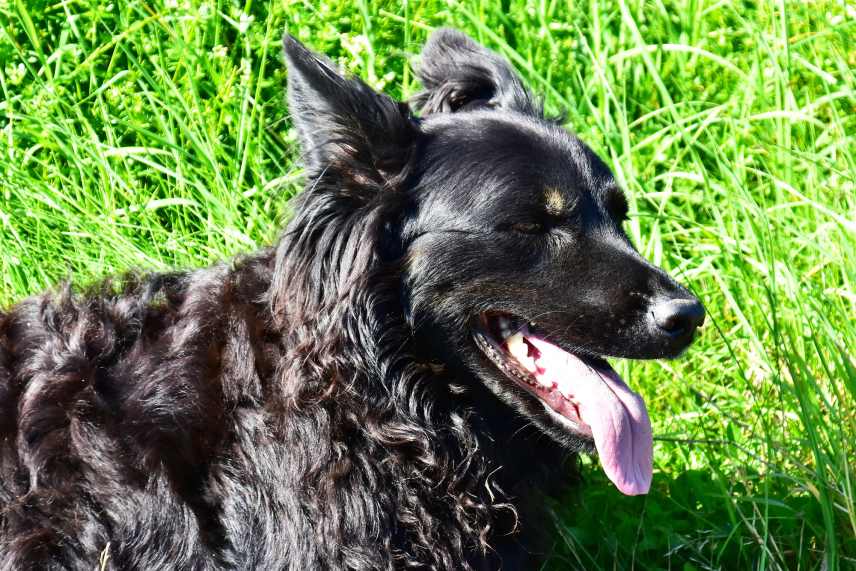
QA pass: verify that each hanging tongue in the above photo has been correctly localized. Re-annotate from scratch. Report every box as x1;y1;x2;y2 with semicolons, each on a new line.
525;337;653;495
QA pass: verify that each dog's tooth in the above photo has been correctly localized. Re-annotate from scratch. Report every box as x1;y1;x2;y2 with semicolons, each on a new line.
498;316;514;339
506;333;537;373
521;357;538;374
506;333;527;359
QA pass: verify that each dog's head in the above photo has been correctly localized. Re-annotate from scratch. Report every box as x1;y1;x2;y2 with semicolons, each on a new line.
282;29;704;496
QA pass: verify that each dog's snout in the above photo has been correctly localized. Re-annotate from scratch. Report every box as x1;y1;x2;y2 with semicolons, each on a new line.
650;297;705;339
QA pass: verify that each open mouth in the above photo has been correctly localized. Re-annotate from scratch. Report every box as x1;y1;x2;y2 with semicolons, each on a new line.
473;312;653;496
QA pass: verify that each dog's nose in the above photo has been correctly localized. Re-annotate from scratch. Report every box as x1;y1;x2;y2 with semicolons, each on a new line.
651;298;705;338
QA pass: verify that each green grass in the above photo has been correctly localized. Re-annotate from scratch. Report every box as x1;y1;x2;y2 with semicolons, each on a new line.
1;0;854;568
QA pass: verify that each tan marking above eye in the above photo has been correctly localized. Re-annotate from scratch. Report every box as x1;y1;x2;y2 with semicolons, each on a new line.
544;187;565;216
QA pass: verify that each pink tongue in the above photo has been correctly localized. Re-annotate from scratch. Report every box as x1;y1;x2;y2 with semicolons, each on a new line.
527;337;653;495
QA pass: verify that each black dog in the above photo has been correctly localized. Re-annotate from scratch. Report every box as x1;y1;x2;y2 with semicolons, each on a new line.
0;29;704;569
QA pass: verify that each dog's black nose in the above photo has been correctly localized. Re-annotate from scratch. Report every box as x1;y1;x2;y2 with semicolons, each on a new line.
651;298;705;338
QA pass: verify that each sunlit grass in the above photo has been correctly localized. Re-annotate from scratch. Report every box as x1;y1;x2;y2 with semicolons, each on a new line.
1;1;853;568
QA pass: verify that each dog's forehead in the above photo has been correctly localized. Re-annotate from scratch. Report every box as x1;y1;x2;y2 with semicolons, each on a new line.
419;113;617;213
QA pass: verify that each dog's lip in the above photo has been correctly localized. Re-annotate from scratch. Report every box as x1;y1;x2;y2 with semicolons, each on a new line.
471;313;595;438
474;311;607;366
475;311;612;361
472;312;655;496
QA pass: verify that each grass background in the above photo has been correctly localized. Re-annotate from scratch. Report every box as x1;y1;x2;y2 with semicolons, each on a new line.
1;0;854;568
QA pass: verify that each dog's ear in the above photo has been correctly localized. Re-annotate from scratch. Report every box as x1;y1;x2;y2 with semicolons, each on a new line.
283;35;419;187
414;28;541;117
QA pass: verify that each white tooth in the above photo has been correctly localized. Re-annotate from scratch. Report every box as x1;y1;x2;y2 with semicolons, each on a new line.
521;358;538;374
498;317;513;339
506;333;527;359
506;333;538;373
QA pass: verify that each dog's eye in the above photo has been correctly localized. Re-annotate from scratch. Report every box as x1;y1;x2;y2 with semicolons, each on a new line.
508;222;544;234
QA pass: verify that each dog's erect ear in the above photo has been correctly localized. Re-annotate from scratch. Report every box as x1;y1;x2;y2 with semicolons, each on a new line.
283;35;419;187
413;28;541;117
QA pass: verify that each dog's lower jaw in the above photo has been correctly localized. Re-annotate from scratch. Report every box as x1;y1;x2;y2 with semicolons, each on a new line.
469;312;654;496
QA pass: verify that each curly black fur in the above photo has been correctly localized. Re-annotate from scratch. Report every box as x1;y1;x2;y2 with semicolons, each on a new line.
0;29;703;570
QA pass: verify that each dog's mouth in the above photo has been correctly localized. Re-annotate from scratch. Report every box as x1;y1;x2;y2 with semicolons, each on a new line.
473;312;653;495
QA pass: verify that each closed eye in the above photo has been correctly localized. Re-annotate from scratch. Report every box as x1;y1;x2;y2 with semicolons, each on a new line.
497;221;545;234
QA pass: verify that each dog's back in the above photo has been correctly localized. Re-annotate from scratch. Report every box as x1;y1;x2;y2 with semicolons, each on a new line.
0;252;286;568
